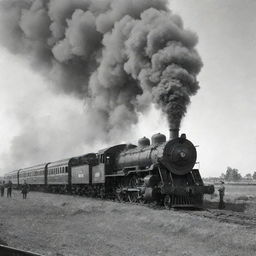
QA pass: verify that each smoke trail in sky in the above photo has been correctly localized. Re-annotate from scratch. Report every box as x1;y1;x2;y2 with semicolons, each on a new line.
0;0;202;169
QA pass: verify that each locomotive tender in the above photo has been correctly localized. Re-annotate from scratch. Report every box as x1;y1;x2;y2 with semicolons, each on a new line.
4;129;214;208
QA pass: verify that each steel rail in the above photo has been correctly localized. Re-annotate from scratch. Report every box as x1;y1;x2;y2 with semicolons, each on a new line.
0;244;42;256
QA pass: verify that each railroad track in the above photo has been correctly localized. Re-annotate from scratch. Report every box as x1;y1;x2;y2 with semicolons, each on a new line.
0;244;42;256
112;198;256;228
191;209;256;228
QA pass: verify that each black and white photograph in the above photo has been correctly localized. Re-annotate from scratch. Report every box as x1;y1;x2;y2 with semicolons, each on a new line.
0;0;255;255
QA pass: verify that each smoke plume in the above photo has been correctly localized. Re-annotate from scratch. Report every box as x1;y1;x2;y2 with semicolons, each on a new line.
0;0;202;142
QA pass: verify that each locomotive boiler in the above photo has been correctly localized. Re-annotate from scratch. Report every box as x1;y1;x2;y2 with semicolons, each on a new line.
116;130;197;175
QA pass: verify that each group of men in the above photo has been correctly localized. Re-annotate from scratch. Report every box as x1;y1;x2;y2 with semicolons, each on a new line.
0;180;30;199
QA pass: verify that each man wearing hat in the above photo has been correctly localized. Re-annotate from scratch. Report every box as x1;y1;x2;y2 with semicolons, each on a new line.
218;181;225;209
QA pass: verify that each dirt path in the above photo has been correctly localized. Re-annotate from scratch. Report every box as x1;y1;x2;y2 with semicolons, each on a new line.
0;191;255;256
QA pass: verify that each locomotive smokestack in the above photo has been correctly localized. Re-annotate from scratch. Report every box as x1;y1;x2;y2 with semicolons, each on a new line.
169;128;179;140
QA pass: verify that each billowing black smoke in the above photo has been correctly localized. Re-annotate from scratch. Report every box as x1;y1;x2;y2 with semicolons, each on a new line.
0;0;202;138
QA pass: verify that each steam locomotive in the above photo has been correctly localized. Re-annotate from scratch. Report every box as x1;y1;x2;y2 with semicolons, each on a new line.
4;129;214;208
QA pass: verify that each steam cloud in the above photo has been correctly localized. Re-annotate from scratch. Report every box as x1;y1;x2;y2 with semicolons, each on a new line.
0;0;202;146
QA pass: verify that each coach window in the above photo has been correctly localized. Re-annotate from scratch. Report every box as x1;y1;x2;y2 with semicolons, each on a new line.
100;154;104;163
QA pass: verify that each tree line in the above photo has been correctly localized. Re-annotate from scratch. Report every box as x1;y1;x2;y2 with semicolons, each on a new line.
220;167;256;181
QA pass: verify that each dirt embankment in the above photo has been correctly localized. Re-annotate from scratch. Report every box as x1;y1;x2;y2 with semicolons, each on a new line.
0;190;256;256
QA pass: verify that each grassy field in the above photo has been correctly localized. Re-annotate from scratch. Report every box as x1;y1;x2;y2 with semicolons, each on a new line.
0;187;255;256
223;184;256;196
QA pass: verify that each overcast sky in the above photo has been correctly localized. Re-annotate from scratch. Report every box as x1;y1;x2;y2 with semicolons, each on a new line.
0;0;256;177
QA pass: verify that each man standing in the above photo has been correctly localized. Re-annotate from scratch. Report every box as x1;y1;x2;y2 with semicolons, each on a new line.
0;181;5;197
218;181;225;209
7;180;12;198
21;180;29;199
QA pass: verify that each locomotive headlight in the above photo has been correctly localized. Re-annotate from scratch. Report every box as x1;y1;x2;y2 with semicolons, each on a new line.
180;151;186;158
